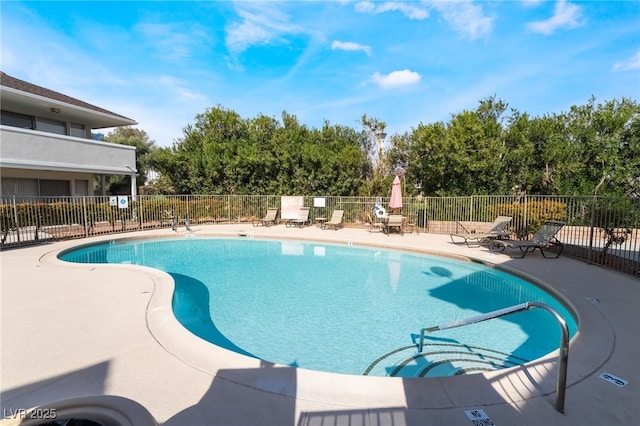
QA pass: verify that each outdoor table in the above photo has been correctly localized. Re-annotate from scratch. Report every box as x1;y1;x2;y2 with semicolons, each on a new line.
315;217;327;228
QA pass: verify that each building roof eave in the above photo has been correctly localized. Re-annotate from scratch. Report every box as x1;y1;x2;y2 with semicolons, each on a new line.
1;159;137;175
0;72;137;128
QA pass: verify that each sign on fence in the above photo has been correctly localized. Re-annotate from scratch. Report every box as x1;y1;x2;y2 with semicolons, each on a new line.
281;196;304;220
117;196;129;209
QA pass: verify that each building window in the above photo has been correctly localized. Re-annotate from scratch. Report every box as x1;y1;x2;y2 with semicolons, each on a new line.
1;110;34;129
74;180;89;196
1;177;39;197
70;122;86;138
1;178;74;198
36;117;66;135
39;179;71;196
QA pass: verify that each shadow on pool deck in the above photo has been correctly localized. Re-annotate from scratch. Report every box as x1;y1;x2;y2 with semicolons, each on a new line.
160;358;567;425
1;361;111;411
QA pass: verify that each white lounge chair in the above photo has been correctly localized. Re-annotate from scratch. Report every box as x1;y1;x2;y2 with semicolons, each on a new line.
323;210;344;230
286;207;311;228
252;208;278;227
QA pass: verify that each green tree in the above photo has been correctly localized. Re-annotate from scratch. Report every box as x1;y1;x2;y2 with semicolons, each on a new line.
100;127;157;195
155;107;372;196
312;122;371;195
501;111;535;193
578;97;640;197
400;121;448;196
153;96;638;198
531;97;640;195
402;96;511;195
155;106;249;194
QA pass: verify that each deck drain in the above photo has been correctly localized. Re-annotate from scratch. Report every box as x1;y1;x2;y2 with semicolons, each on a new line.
599;372;628;388
464;409;496;425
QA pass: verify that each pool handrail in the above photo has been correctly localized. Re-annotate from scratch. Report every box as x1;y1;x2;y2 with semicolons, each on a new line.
418;301;569;414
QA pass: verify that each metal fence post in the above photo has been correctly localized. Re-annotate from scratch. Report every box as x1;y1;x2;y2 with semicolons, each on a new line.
469;195;473;223
12;196;20;243
82;196;88;238
523;194;528;235
138;196;144;229
588;195;597;264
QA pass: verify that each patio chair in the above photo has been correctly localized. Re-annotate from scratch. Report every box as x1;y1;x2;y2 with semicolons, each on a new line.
450;216;512;247
252;208;278;227
286;207;311;228
490;220;566;259
384;215;404;235
403;214;419;234
323;210;344;230
368;214;384;233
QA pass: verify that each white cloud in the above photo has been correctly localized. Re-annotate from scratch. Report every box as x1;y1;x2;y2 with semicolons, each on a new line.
613;50;640;72
225;3;305;53
152;75;208;103
371;69;421;89
331;40;371;56
521;0;545;7
354;1;429;20
527;0;585;35
135;22;209;60
354;1;375;14
431;1;494;40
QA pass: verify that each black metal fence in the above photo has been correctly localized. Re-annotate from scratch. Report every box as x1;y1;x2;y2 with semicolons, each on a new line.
1;194;638;276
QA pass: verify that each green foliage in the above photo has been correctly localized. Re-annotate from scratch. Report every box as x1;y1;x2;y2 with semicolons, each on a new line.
422;197;472;221
523;98;640;196
1;202;109;234
100;127;159;195
492;200;567;237
395;96;639;197
151;96;638;198
154;107;372;196
586;197;640;260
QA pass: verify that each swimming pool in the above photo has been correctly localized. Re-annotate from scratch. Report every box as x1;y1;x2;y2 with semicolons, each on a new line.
60;237;577;377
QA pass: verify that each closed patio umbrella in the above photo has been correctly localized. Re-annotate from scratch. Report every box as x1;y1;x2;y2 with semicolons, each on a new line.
389;175;403;212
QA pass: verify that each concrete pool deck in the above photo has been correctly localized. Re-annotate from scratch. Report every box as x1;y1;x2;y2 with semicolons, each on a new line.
1;224;638;425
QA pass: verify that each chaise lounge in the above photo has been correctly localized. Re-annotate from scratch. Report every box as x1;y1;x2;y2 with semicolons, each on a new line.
450;216;512;247
490;220;566;258
323;210;344;230
286;207;311;228
252;208;278;227
367;214;384;233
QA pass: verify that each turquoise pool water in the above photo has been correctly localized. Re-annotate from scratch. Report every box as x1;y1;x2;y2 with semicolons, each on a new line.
60;237;577;377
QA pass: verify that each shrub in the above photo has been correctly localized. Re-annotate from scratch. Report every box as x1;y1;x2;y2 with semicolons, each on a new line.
492;200;567;238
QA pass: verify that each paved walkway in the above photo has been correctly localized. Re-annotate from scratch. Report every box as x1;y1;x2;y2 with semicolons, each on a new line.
1;225;638;425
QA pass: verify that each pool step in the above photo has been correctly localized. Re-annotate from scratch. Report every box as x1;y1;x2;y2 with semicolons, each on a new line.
363;343;530;378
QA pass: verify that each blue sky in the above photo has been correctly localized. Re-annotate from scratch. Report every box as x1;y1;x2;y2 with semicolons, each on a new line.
2;1;639;148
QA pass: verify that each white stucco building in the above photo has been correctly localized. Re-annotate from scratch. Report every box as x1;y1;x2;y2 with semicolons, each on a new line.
1;72;138;198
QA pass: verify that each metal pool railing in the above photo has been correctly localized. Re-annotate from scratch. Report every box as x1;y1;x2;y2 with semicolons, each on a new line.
1;194;638;276
420;301;570;413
